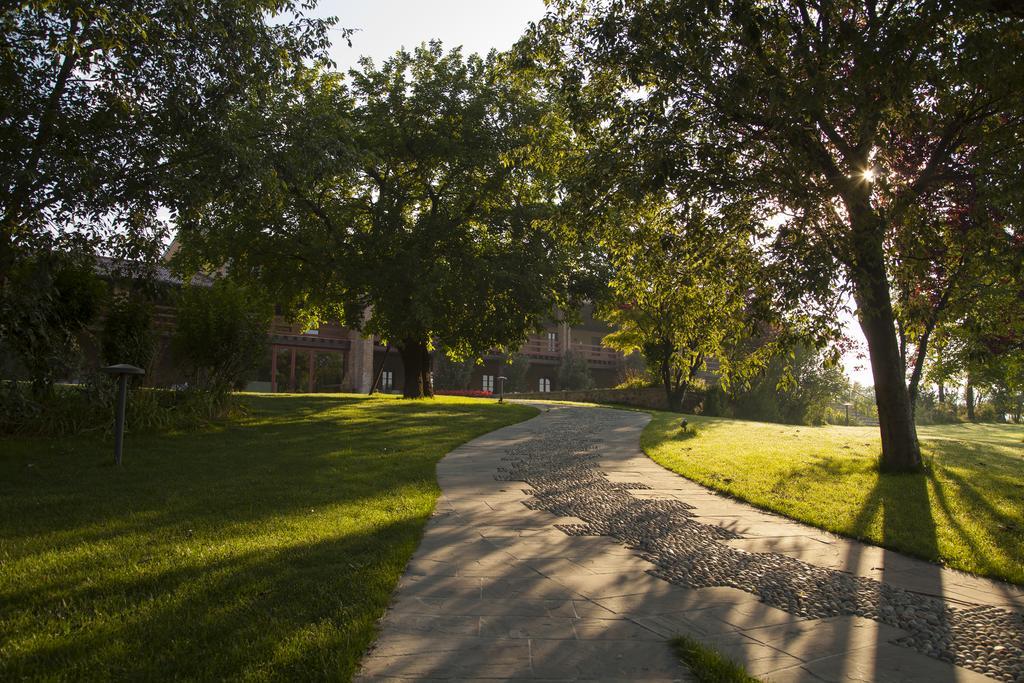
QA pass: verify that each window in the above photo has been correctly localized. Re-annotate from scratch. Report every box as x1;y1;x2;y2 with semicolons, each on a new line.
592;336;602;347
538;377;551;392
381;370;393;391
547;332;558;352
482;374;494;392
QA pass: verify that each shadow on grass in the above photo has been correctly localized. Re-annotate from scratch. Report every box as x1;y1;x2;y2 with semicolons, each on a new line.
0;394;535;679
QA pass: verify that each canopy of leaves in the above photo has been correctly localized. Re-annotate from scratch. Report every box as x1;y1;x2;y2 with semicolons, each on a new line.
599;202;775;410
0;1;336;275
175;42;590;366
172;280;272;396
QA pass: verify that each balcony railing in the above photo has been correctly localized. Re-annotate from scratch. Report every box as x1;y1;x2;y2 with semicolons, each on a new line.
519;338;562;360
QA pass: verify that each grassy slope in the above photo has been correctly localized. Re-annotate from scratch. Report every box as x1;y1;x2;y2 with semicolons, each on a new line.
642;413;1024;585
0;393;536;680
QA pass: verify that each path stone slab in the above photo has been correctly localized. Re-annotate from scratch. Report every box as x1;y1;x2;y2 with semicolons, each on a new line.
357;404;1021;682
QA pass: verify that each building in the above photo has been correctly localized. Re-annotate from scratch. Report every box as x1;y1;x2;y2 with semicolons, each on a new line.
249;302;630;394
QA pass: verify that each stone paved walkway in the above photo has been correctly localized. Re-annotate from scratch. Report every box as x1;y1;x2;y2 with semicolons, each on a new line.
356;404;1024;682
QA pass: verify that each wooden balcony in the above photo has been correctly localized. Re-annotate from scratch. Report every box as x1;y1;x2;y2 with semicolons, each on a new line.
518;338;562;361
569;341;621;366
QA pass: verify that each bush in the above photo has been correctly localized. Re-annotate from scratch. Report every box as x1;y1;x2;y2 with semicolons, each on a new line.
0;378;240;437
0;252;106;394
504;353;532;393
172;280;272;397
101;295;155;372
433;353;475;390
557;349;595;390
699;386;731;417
433;389;493;398
615;367;657;390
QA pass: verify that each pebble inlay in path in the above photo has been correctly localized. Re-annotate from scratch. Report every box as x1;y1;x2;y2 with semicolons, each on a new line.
497;410;1024;683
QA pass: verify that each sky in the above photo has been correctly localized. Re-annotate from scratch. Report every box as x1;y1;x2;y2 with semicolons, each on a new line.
315;1;547;71
308;1;874;385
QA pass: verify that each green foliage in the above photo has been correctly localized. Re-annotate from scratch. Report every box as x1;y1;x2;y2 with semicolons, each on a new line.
731;346;849;426
0;394;537;679
174;42;590;398
526;0;1024;469
100;295;155;371
557;350;595;391
0;378;238;437
503;353;532;393
599;203;771;412
172;281;272;397
0;1;336;280
699;387;730;418
0;251;106;394
432;353;475;390
615;367;657;390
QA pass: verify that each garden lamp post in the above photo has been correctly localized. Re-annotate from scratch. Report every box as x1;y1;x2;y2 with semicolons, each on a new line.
497;376;508;403
842;402;853;426
101;364;145;465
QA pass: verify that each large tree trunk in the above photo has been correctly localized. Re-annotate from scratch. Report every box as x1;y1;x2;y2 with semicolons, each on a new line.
849;206;922;472
398;338;432;398
966;377;976;421
420;345;434;398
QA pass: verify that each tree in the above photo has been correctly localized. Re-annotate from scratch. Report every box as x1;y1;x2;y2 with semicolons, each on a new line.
0;1;335;279
732;345;849;425
433;353;475;390
101;294;155;372
172;280;272;397
174;43;587;398
600;203;771;412
503;353;532;393
525;0;1024;470
0;249;106;395
557;350;595;391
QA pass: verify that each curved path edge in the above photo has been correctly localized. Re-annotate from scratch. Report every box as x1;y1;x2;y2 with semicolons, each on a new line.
356;403;1023;682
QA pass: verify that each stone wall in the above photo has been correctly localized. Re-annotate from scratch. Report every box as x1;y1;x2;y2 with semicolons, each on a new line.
510;386;703;413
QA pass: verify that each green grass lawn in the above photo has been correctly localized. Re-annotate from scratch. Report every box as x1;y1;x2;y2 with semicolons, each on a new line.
0;393;536;680
643;413;1024;585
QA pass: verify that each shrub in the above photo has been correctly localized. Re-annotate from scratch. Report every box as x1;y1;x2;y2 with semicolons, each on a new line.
101;295;155;372
557;349;595;390
699;386;731;417
433;389;493;398
615;367;657;390
503;353;532;393
0;378;239;437
433;353;475;390
0;252;106;395
172;280;272;398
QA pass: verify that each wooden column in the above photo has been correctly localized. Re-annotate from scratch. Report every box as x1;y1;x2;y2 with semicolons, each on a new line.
289;348;297;392
270;345;278;393
308;350;316;393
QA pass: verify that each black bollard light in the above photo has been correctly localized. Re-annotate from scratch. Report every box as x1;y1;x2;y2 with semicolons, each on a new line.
101;364;145;465
497;376;507;403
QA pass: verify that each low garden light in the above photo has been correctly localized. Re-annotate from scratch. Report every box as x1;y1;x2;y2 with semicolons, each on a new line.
497;376;508;403
680;418;688;433
843;402;853;426
101;364;145;465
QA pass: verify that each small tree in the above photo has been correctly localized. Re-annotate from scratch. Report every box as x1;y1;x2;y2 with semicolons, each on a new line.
172;281;271;397
0;251;105;395
433;353;475;391
101;295;155;373
504;353;532;393
600;204;770;412
557;350;595;391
